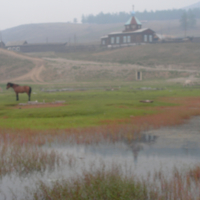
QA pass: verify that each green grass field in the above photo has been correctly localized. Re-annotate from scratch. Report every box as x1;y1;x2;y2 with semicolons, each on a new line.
0;82;199;130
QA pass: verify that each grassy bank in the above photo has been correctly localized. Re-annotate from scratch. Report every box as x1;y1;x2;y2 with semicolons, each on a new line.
0;83;200;130
57;42;200;67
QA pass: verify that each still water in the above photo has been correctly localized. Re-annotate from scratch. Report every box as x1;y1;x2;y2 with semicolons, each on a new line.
1;117;200;199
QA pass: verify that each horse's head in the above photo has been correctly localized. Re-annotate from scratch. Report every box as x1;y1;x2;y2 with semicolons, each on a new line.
6;82;13;89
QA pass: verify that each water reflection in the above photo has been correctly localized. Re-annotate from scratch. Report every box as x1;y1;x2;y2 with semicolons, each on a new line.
127;134;158;164
2;117;200;199
82;130;200;176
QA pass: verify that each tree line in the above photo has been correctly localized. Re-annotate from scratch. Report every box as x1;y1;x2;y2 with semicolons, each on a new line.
81;8;200;24
180;10;197;36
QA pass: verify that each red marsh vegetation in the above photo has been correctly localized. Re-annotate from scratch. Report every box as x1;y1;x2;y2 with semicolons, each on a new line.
1;97;200;145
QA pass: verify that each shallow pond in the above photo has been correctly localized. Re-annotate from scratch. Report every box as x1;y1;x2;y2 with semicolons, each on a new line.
1;117;200;199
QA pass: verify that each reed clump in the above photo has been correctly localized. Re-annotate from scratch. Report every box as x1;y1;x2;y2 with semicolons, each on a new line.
30;166;152;200
0;144;65;177
27;164;200;200
151;167;200;200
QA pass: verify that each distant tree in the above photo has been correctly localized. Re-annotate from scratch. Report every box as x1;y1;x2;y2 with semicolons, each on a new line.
81;8;200;24
180;12;188;37
188;10;196;28
180;10;196;37
81;15;86;23
73;18;77;23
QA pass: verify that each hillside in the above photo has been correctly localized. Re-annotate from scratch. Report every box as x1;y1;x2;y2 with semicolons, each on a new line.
0;48;44;84
2;23;122;44
57;42;200;68
1;42;200;85
143;19;200;37
184;1;200;9
1;20;200;45
29;42;200;85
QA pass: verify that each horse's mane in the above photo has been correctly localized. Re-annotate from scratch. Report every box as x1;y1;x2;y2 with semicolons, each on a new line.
7;82;19;87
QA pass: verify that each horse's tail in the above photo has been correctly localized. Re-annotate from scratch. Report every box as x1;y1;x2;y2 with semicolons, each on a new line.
29;87;32;96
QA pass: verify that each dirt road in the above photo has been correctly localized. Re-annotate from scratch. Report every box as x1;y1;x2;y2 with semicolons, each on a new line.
1;48;200;85
0;48;45;84
44;57;200;84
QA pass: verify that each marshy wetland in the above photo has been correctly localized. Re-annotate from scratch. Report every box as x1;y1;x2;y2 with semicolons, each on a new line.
1;43;200;199
0;83;200;199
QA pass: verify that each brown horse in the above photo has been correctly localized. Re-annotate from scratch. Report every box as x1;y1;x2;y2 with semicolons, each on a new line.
6;83;32;101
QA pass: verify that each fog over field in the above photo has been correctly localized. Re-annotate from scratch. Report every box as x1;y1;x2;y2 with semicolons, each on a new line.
0;0;199;30
1;19;200;44
1;1;200;199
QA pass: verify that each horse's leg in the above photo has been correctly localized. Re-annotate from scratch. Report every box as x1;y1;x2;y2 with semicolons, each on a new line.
16;93;19;101
26;92;30;101
28;87;31;101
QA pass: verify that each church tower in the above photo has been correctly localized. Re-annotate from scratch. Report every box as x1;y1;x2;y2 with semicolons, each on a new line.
123;6;142;32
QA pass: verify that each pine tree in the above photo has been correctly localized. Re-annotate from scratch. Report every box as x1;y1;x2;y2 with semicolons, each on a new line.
180;12;188;37
188;10;196;28
180;10;196;37
73;18;77;23
81;15;85;23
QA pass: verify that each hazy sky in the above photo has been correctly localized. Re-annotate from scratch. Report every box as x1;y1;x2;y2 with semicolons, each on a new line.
0;0;198;30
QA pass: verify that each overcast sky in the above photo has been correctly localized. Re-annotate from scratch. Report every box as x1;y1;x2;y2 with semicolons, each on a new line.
0;0;198;30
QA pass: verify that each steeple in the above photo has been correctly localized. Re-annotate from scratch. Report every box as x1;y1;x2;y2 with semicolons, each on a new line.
132;5;135;16
123;5;142;32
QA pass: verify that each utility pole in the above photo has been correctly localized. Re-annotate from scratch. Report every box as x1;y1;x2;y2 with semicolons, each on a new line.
160;26;163;36
0;30;2;42
74;34;76;46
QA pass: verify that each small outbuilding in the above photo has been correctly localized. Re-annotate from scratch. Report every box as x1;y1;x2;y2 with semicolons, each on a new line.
5;41;67;52
6;40;28;51
0;41;5;48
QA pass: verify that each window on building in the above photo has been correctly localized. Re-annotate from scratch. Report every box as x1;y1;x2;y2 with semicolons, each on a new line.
116;36;120;44
144;35;148;42
131;25;136;29
111;37;115;44
127;36;131;43
123;36;127;43
102;40;105;45
149;35;153;42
